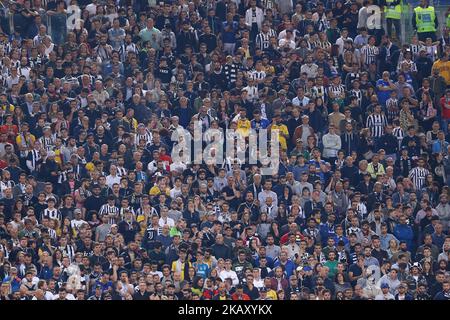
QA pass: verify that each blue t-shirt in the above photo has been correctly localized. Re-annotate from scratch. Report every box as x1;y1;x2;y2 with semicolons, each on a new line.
194;262;210;278
376;79;393;106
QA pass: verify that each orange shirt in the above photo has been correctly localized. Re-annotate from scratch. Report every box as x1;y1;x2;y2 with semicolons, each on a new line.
432;59;450;85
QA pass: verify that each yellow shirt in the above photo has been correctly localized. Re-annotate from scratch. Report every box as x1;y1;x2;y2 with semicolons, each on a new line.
0;103;14;113
149;186;170;196
136;215;146;223
171;260;192;281
264;65;275;75
149;186;162;196
85;162;95;171
267;289;278;300
241;46;251;58
54;148;62;164
15;133;36;149
432;59;450;85
271;123;289;150
237;119;251;137
124;116;138;132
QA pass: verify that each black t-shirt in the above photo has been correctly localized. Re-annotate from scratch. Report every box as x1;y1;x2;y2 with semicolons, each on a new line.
222;186;240;210
371;248;389;266
348;263;363;287
156;66;171;84
243;285;260;300
47;0;57;11
133;291;151;300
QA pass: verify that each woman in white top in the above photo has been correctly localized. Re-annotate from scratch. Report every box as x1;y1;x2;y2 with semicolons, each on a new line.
42;36;55;58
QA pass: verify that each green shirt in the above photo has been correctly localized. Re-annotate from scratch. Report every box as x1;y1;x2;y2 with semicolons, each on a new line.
169;227;182;237
139;27;161;50
324;260;339;279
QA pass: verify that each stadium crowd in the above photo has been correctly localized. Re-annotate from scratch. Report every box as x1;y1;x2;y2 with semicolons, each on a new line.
0;0;449;301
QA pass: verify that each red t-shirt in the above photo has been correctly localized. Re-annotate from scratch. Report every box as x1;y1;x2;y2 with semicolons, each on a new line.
231;293;251;300
0;124;18;143
159;154;172;171
0;159;7;169
441;96;450;119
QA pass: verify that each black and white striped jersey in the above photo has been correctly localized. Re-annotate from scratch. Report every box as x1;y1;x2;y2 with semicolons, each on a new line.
386;98;399;123
361;44;379;65
409;166;430;190
134;131;153;147
393;126;404;149
250;70;266;82
350;89;363;107
116;166;128;177
26;149;41;172
255;31;275;50
409;44;424;57
59;245;76;261
366;113;388;138
48;228;57;240
223;63;241;83
42;208;61;221
39;135;55;152
328;84;346;99
99;204;120;224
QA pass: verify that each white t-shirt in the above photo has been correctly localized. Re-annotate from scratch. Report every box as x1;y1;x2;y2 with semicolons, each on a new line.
53;293;76;300
71;219;87;230
158;217;175;228
375;293;394;300
106;174;121;188
170;187;182;199
219;270;239;286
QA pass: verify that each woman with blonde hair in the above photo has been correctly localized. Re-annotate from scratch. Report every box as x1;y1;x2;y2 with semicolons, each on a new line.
0;281;11;300
143;72;155;91
387;239;400;260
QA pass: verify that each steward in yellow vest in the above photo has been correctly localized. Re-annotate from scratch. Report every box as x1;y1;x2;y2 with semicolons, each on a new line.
385;0;402;39
412;0;438;41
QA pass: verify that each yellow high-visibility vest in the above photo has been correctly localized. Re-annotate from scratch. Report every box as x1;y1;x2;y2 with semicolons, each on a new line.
385;0;402;20
414;6;437;33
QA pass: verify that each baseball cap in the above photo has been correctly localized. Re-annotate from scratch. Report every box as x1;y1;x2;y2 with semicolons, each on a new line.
380;283;389;289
